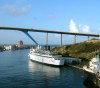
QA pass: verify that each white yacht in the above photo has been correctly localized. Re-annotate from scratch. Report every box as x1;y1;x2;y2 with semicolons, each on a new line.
28;46;65;66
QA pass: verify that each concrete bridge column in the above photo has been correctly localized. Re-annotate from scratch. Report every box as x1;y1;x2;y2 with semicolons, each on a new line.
61;34;62;46
88;36;90;41
74;35;77;44
46;32;48;48
99;34;100;40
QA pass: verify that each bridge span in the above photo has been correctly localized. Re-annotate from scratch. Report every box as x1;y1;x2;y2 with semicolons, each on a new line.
0;26;100;46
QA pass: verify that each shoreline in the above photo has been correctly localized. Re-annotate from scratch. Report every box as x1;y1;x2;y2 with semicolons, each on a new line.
66;64;100;87
66;64;84;70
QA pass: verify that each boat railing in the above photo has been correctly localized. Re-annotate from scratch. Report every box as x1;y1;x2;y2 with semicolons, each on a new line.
30;48;63;58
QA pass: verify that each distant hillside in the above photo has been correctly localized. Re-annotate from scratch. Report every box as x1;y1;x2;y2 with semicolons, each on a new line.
52;40;100;61
86;39;100;43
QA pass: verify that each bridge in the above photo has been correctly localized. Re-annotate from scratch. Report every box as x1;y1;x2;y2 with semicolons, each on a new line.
0;26;100;46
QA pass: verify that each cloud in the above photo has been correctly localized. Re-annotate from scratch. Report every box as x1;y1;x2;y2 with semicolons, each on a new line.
69;19;92;33
81;25;91;33
4;4;31;16
69;19;79;32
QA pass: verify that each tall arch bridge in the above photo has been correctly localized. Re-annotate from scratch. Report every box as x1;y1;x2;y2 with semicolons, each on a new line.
0;26;99;46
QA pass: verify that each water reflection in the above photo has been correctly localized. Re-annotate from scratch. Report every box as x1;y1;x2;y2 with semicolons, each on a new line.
28;60;88;88
0;49;89;88
28;60;60;78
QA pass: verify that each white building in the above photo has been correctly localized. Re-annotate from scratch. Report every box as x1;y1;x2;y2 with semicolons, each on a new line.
4;45;12;50
16;41;24;48
89;54;100;76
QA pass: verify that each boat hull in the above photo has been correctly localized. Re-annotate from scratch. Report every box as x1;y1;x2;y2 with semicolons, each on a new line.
29;54;64;66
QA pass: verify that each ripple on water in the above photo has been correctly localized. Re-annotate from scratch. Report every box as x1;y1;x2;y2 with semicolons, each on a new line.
0;49;87;88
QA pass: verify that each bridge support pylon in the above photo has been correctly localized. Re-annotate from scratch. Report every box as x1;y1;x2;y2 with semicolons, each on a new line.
74;35;77;44
61;34;62;46
88;36;90;41
21;30;38;45
46;32;48;49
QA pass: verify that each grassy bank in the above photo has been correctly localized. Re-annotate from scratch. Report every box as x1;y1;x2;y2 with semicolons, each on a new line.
52;40;100;62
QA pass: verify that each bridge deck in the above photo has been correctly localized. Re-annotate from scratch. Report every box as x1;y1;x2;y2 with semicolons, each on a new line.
0;26;99;37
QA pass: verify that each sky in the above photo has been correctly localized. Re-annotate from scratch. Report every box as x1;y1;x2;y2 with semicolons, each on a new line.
0;0;100;45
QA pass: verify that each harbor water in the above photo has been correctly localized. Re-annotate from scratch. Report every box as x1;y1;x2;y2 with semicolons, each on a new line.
0;49;90;88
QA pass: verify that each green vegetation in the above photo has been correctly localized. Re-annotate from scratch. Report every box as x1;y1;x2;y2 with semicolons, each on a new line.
52;40;100;61
91;38;99;40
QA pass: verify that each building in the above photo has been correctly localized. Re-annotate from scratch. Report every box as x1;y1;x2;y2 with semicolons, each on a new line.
88;54;100;76
4;45;13;50
16;40;24;48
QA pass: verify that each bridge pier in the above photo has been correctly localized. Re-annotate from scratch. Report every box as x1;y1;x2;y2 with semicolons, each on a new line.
99;35;100;40
21;31;38;45
88;36;90;41
46;32;49;50
61;34;62;46
74;35;77;44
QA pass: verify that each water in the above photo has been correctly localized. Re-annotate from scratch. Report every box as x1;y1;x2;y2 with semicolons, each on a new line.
0;49;88;88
